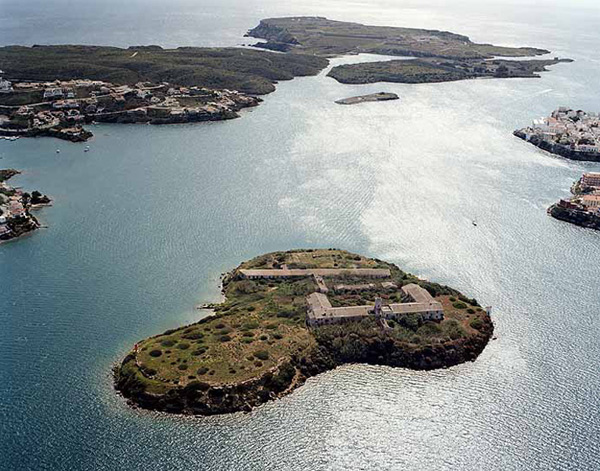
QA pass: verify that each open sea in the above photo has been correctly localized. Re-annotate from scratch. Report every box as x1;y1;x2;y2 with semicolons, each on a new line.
1;1;600;469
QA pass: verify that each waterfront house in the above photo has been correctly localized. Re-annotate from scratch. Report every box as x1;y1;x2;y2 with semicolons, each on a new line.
582;172;600;188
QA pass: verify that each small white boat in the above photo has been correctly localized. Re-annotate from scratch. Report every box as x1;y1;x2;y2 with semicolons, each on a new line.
84;146;90;152
472;220;478;227
56;149;61;153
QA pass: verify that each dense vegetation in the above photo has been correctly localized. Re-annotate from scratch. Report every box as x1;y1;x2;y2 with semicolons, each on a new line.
115;249;493;415
0;45;328;95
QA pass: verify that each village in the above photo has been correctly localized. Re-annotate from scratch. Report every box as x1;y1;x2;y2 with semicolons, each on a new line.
551;172;600;229
515;107;600;159
0;75;260;141
0;169;50;241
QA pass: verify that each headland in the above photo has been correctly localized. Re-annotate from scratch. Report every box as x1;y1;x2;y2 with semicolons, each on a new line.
247;17;571;85
514;108;600;162
0;45;327;141
115;249;493;415
549;172;600;230
0;169;51;242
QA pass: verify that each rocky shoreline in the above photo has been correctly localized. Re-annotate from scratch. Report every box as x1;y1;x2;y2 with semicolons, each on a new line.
548;204;600;230
514;125;600;163
0;169;51;242
115;321;492;415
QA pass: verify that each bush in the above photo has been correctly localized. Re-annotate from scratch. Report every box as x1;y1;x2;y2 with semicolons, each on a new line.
259;335;268;341
182;331;204;340
449;296;456;302
452;302;467;310
177;342;190;350
161;339;176;347
466;308;475;314
265;324;278;330
192;347;207;356
149;349;162;357
197;367;209;375
242;331;254;337
178;364;188;370
272;333;283;340
255;350;269;360
254;360;263;367
215;323;226;329
470;318;484;330
242;338;254;344
219;335;232;342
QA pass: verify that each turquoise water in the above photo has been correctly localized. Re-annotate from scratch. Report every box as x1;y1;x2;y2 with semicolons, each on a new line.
2;1;600;470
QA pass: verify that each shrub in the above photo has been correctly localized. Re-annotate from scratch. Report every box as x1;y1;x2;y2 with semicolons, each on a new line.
247;306;256;312
177;342;190;350
242;331;254;337
242;321;259;330
178;364;188;370
272;333;283;340
470;318;484;330
219;335;232;342
192;347;207;356
182;331;204;340
161;339;176;347
255;350;269;360
466;308;475;314
265;324;278;330
149;349;162;357
259;335;268;341
452;302;467;310
197;367;209;375
215;323;225;329
254;360;263;367
242;338;254;344
449;297;456;302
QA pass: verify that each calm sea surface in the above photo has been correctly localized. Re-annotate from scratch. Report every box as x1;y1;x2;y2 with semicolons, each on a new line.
1;1;600;470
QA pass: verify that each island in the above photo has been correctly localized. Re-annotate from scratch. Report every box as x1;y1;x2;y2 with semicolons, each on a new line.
0;169;51;242
335;92;399;105
327;57;573;85
114;249;493;415
247;17;571;85
0;46;328;141
514;108;600;162
548;172;600;230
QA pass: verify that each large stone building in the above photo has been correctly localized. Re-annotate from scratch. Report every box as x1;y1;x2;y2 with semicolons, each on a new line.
306;283;444;327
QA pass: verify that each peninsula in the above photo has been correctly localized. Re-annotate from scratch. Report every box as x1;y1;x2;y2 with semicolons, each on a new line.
514;108;600;162
548;172;600;230
0;169;51;241
335;92;399;105
0;46;327;141
115;249;493;415
247;17;570;85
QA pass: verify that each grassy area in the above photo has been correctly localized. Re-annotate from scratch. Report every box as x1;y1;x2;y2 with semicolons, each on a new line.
0;45;328;95
248;17;548;59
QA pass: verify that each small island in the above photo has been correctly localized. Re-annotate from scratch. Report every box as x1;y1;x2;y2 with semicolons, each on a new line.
327;57;572;85
335;92;399;105
514;108;600;162
548;172;600;230
115;249;493;415
0;169;51;241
